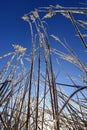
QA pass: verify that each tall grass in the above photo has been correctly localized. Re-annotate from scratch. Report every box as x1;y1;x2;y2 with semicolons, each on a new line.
0;4;87;130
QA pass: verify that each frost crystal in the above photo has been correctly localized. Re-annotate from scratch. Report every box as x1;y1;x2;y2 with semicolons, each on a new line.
12;44;27;55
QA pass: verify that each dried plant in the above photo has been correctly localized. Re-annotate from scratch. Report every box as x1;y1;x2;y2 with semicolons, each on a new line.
0;4;87;130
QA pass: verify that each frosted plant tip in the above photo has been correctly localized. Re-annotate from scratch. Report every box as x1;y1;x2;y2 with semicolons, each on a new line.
21;15;29;21
12;44;27;55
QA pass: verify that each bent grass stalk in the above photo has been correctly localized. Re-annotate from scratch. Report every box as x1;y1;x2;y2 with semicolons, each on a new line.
0;4;87;130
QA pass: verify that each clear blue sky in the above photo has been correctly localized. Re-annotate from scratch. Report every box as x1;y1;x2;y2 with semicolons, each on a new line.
0;0;86;54
0;0;87;87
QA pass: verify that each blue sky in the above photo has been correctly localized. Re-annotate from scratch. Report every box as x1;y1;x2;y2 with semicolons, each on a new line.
0;0;87;54
0;0;87;88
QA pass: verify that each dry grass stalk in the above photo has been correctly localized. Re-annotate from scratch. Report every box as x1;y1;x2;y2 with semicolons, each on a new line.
0;4;87;130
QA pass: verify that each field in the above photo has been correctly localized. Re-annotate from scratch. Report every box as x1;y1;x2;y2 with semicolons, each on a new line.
0;4;87;130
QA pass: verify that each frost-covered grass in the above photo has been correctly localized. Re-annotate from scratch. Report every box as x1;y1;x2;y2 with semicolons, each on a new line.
0;4;87;130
